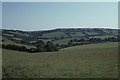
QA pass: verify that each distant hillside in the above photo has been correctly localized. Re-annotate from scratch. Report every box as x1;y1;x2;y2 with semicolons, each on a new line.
1;28;119;46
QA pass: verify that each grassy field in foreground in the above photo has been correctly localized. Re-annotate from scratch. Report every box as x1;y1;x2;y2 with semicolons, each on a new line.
2;42;118;78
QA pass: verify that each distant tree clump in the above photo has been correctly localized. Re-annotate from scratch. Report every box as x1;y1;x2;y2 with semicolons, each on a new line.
2;44;28;52
36;43;46;52
2;41;59;53
35;41;58;52
44;41;58;52
61;37;119;49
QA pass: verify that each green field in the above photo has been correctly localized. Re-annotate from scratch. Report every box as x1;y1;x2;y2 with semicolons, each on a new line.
86;32;99;35
53;38;75;45
53;37;89;45
37;39;54;43
9;31;30;37
2;42;118;78
3;34;14;37
2;36;17;44
42;32;68;38
2;36;35;49
69;32;85;38
2;28;119;47
12;38;23;41
89;35;117;39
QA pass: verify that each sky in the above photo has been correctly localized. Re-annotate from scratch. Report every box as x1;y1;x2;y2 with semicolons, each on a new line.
2;2;118;31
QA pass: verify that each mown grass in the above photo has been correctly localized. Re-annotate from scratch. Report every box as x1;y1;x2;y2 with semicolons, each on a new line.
2;42;118;78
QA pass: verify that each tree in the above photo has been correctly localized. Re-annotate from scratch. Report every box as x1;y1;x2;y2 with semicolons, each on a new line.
36;43;45;52
36;40;44;45
2;40;5;42
28;48;36;53
80;39;85;42
74;38;77;42
69;40;73;42
2;44;28;52
68;42;73;46
56;43;59;47
19;46;27;51
45;41;58;52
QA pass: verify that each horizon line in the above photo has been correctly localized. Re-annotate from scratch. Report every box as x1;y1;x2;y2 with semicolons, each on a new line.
2;27;119;32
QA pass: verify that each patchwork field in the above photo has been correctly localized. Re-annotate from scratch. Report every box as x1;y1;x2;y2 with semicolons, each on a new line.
2;36;35;49
89;35;117;39
2;42;118;78
53;38;75;45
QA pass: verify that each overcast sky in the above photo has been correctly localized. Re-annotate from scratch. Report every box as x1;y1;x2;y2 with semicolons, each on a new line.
2;2;118;31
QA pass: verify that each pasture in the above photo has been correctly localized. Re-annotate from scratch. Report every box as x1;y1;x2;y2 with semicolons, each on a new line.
89;35;117;39
2;36;35;49
53;38;75;45
42;32;68;38
2;42;118;78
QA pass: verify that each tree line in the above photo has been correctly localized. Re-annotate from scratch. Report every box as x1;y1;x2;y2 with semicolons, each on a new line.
2;37;119;53
57;37;119;48
2;41;58;53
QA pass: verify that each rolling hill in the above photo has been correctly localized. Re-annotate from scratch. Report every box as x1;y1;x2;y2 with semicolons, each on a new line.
1;28;119;46
1;28;119;78
2;42;118;78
